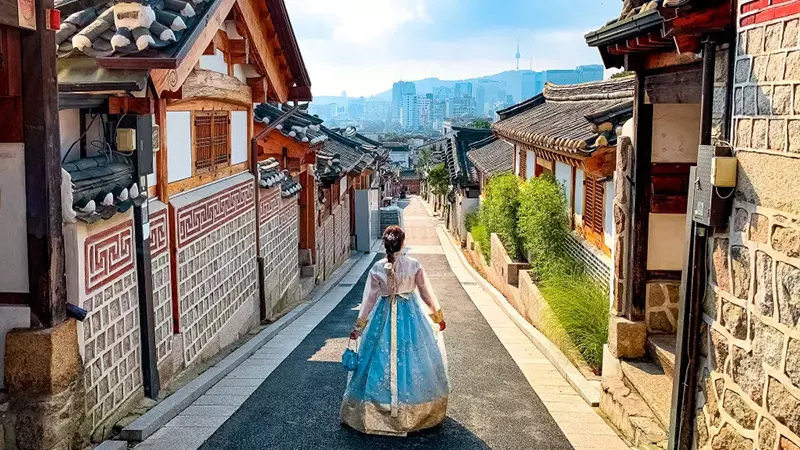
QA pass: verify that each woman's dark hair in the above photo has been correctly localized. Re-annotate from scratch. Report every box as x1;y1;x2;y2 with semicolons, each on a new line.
383;226;405;263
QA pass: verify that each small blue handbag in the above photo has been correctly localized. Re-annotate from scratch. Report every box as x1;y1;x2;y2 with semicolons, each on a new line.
342;339;358;371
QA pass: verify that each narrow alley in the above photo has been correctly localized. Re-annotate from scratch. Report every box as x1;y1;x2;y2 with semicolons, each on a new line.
133;197;629;450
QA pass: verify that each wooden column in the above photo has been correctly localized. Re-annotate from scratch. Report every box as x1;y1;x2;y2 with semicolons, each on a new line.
21;0;66;327
627;73;653;322
155;98;169;203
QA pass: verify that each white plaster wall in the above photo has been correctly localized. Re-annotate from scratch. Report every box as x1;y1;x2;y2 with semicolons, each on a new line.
652;104;701;163
60;110;107;162
604;180;615;249
167;111;192;182
555;161;571;211
60;109;81;162
233;65;246;84
525;150;535;180
231;111;248;164
513;144;520;176
646;213;687;270
340;175;348;198
0;305;31;389
574;168;585;227
224;21;242;39
0;144;29;292
199;49;228;75
147;154;157;188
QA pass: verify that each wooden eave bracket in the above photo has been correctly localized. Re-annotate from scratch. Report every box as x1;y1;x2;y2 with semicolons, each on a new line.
233;0;289;102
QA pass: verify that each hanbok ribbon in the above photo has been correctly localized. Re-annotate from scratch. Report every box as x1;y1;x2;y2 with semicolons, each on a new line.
390;294;399;417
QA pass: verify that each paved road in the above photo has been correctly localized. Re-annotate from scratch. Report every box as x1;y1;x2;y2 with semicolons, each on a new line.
198;198;574;449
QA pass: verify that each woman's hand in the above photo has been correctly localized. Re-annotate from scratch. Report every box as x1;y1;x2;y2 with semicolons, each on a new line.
350;329;362;340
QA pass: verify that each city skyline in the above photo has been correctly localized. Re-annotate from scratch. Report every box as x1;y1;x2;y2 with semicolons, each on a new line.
284;0;616;97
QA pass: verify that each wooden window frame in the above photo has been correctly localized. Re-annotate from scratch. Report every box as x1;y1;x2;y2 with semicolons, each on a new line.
582;175;608;254
192;110;231;176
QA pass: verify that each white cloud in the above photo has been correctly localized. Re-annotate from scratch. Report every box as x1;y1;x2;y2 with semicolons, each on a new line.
285;0;603;97
287;0;428;45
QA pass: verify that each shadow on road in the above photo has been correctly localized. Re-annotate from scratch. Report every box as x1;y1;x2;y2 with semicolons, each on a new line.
199;256;490;450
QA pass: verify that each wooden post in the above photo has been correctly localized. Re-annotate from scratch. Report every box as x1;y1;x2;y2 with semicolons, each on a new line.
155;98;169;203
21;0;66;327
627;73;653;322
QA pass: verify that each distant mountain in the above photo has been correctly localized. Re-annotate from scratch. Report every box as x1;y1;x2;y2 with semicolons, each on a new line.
369;70;533;103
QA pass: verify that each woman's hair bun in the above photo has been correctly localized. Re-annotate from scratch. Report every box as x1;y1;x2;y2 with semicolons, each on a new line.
383;226;405;263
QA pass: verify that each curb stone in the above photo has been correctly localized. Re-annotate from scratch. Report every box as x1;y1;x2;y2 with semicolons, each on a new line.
430;207;602;407
117;251;372;443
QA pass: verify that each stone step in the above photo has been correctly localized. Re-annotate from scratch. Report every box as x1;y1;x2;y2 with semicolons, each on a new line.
621;359;673;430
647;334;676;381
600;377;668;449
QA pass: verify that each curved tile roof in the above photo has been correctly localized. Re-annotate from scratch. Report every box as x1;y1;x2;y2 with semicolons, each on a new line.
492;77;634;154
467;138;514;178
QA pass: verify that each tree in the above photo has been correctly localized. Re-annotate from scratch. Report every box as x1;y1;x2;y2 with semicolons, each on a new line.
611;70;634;79
427;163;450;196
469;119;491;129
417;147;432;172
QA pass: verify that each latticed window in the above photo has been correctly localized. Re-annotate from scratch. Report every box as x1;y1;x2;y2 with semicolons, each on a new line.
583;176;605;236
193;111;230;174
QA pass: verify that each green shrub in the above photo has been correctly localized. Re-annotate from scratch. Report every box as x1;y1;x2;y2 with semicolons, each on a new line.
464;211;479;232
470;224;491;260
480;173;521;259
539;271;609;372
427;163;450;196
517;174;570;279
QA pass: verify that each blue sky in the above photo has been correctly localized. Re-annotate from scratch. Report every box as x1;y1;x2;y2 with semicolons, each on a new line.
284;0;619;97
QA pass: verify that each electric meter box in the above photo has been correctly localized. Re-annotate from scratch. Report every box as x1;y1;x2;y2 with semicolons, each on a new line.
693;145;734;227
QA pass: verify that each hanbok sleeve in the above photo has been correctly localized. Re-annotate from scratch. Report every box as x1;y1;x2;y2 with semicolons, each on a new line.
415;265;442;319
355;267;381;330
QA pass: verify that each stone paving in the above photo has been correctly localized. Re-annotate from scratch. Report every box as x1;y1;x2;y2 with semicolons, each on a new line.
134;196;631;450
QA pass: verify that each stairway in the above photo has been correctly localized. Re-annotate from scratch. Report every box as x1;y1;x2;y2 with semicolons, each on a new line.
601;334;676;449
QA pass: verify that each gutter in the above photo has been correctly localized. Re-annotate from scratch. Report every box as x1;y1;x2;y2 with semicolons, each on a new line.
584;10;663;47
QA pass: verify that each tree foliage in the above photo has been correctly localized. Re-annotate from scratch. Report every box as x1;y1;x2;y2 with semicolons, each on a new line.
517;174;571;278
469;119;491;129
479;173;521;259
427;163;450;196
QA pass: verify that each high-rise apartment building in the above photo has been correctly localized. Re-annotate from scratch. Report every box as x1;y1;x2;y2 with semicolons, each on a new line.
391;81;416;121
454;82;473;98
446;96;475;118
417;94;432;129
400;93;419;129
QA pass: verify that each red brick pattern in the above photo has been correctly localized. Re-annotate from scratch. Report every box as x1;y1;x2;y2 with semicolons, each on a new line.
85;219;135;294
149;208;169;258
176;181;255;247
741;0;800;26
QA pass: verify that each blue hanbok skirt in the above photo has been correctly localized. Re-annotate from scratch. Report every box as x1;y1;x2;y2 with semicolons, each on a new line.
340;292;449;436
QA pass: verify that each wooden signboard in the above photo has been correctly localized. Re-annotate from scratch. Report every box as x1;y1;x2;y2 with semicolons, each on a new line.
0;0;35;30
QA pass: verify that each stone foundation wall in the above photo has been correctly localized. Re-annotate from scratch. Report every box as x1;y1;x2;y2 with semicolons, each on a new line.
696;6;800;449
645;281;680;334
171;174;258;366
259;186;301;318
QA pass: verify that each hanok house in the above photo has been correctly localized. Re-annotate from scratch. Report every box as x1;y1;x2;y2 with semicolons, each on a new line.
466;134;514;191
252;103;324;318
0;0;313;447
440;127;492;242
584;0;800;449
492;78;634;287
399;169;421;195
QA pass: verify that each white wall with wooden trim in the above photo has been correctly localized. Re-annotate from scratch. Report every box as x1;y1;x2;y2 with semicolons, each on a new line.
0;143;28;293
574;168;585;227
231;110;248;164
555;161;571;210
166;111;192;183
651;104;701;163
200;49;228;75
604;180;615;249
525;150;535;180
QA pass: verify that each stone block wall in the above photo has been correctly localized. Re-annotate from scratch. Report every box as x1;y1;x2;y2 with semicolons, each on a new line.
67;212;142;431
148;201;174;379
259;186;300;318
171;174;258;366
695;5;800;449
645;282;680;334
314;195;351;284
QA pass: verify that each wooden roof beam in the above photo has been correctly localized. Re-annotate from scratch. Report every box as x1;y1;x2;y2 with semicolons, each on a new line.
234;0;289;102
151;0;236;94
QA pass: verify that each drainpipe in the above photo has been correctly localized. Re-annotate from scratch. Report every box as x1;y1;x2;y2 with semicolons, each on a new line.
669;35;715;450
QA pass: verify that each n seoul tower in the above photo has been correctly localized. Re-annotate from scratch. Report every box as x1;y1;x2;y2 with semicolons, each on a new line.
516;39;521;71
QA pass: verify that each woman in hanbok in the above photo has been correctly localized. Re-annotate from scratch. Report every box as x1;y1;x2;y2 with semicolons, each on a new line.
340;226;449;436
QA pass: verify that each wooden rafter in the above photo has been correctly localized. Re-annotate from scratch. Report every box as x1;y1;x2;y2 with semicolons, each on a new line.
151;0;236;94
234;0;289;102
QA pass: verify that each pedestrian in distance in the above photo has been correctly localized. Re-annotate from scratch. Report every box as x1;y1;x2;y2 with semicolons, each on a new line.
340;225;449;437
